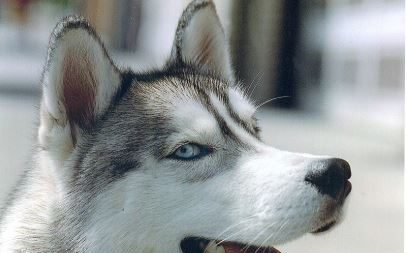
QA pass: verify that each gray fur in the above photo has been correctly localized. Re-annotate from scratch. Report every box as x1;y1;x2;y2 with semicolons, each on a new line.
0;4;254;251
0;31;255;253
0;1;351;252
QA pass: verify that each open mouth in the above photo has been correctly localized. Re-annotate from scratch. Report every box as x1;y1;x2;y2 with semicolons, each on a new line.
180;237;281;253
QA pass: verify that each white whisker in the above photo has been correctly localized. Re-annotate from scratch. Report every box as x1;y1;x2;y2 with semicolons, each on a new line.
253;219;289;253
241;220;278;253
215;215;255;245
255;96;290;110
248;71;265;98
216;225;253;246
246;71;262;96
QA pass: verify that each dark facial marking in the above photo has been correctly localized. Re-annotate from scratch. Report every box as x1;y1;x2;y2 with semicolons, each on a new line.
110;160;141;178
114;70;136;104
192;84;244;145
224;97;260;139
209;84;259;139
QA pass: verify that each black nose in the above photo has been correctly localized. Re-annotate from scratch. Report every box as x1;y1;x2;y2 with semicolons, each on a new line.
305;158;352;200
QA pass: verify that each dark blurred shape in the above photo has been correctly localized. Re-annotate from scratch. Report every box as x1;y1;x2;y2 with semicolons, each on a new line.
230;0;283;107
274;0;300;108
230;0;330;110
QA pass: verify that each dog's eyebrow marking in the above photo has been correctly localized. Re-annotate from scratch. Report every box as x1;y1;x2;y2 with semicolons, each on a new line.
224;96;258;138
211;86;259;139
110;160;141;179
193;85;243;144
209;91;260;148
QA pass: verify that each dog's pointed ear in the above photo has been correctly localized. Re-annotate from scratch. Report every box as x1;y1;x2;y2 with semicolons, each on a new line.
169;0;234;81
40;16;121;148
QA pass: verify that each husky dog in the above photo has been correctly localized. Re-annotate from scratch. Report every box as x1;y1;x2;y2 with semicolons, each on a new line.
0;0;351;252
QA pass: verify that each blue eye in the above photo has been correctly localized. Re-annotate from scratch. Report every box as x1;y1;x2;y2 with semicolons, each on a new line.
169;143;213;160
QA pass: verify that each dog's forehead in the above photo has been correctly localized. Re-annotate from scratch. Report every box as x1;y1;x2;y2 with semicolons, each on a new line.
133;74;255;121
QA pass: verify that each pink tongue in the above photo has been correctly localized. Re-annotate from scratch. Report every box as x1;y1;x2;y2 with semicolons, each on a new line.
222;242;281;253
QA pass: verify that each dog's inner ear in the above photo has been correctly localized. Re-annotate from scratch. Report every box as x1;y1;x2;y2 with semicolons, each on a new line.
61;47;97;130
41;18;121;147
170;1;234;81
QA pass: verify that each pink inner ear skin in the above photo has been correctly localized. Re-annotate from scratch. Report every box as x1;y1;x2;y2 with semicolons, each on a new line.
195;33;215;66
62;50;97;131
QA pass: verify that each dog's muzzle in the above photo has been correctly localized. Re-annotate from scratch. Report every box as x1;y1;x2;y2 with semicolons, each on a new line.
181;158;352;253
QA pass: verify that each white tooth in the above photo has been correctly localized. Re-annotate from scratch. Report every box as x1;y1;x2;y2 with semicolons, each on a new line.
216;245;226;253
204;241;218;253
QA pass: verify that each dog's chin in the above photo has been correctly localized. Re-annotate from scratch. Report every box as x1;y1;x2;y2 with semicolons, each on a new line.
180;209;343;253
180;184;350;253
310;197;348;234
180;218;338;253
180;217;339;253
180;237;281;253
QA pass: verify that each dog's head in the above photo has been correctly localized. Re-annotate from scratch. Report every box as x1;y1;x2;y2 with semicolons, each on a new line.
38;1;351;252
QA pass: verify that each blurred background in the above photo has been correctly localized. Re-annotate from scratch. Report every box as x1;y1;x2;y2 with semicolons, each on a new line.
0;0;404;252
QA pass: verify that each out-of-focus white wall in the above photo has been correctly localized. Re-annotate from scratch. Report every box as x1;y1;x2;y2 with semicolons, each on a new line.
321;0;404;129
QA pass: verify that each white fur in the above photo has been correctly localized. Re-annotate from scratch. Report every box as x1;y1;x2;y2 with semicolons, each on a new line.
0;2;348;252
169;98;222;151
76;90;337;253
1;65;344;253
0;153;60;252
4;80;336;253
